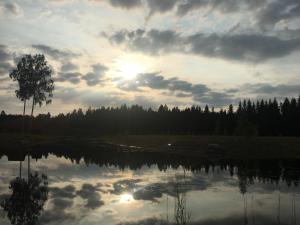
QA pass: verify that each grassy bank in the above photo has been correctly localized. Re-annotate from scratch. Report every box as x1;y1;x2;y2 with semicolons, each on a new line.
1;133;300;159
102;135;300;158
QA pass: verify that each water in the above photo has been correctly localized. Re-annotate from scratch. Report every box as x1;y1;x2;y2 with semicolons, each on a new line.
0;150;299;225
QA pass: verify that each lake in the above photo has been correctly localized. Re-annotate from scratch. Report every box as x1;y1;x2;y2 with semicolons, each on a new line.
0;149;299;225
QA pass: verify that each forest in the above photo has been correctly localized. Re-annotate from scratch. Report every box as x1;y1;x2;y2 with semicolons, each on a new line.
1;96;299;136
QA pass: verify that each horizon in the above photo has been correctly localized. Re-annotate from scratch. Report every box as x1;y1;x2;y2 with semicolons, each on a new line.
1;0;300;115
1;96;299;116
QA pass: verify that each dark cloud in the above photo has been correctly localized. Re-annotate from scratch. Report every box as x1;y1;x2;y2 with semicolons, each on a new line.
32;44;80;59
244;83;300;96
0;45;12;77
60;62;79;72
132;175;211;201
118;72;209;94
76;183;104;209
194;92;235;106
176;0;267;16
109;0;142;9
105;28;300;62
103;0;299;33
0;1;22;16
51;198;73;210
117;72;234;106
106;29;182;55
82;63;108;86
256;0;300;30
57;72;82;84
110;179;142;195
50;184;76;199
104;0;267;19
146;0;177;18
0;45;11;61
0;62;12;77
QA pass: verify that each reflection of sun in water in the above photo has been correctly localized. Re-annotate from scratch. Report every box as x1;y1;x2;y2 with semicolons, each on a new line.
120;193;134;203
117;60;144;80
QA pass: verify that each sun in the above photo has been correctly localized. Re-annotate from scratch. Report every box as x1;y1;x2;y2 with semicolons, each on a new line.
118;61;144;80
120;193;134;203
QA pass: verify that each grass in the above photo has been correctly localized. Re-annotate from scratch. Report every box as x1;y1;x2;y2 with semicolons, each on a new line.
1;133;300;159
101;135;300;158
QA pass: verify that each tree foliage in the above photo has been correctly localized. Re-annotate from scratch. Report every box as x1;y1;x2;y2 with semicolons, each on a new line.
9;54;54;116
0;173;48;225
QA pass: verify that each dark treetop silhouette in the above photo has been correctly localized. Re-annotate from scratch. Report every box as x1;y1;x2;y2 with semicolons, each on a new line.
0;172;48;225
9;54;54;118
0;96;300;136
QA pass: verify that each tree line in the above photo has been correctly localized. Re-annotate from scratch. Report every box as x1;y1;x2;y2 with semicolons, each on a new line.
0;96;299;136
1;54;299;136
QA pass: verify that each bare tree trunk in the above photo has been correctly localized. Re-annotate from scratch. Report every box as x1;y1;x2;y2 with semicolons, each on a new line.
22;99;26;132
31;97;35;117
29;97;35;132
28;155;30;181
28;97;35;180
20;100;26;179
19;161;22;178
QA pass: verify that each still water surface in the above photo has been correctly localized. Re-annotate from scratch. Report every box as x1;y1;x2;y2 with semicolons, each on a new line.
0;152;299;225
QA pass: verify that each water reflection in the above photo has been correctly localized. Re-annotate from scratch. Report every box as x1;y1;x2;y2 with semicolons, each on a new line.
0;148;299;225
1;173;48;225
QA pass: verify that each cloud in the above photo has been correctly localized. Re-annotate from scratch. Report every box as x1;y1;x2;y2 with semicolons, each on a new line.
105;28;300;62
103;0;267;19
0;1;23;17
51;198;73;210
244;83;300;96
82;63;108;86
76;183;104;209
110;179;142;195
50;184;76;199
57;72;82;84
256;0;300;30
32;44;80;59
105;29;182;55
109;0;142;9
60;62;79;72
176;0;267;16
132;175;211;201
0;45;13;77
117;72;234;106
146;0;177;18
0;45;11;62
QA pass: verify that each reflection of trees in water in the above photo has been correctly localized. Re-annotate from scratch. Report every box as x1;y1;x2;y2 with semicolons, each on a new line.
1;147;300;192
291;193;297;225
163;170;191;225
174;183;190;225
0;172;48;225
174;170;191;225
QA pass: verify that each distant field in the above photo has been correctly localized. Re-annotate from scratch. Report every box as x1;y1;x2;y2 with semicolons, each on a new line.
1;133;300;159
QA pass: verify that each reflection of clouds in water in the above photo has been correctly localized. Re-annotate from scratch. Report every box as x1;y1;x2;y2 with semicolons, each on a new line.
51;198;73;210
50;185;76;199
76;183;104;209
0;155;299;225
39;207;76;224
110;179;143;195
113;214;292;225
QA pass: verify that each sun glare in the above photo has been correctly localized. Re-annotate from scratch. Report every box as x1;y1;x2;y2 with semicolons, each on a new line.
118;61;144;80
120;193;134;203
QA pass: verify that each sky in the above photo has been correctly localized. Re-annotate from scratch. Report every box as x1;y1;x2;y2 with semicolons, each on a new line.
0;0;300;115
